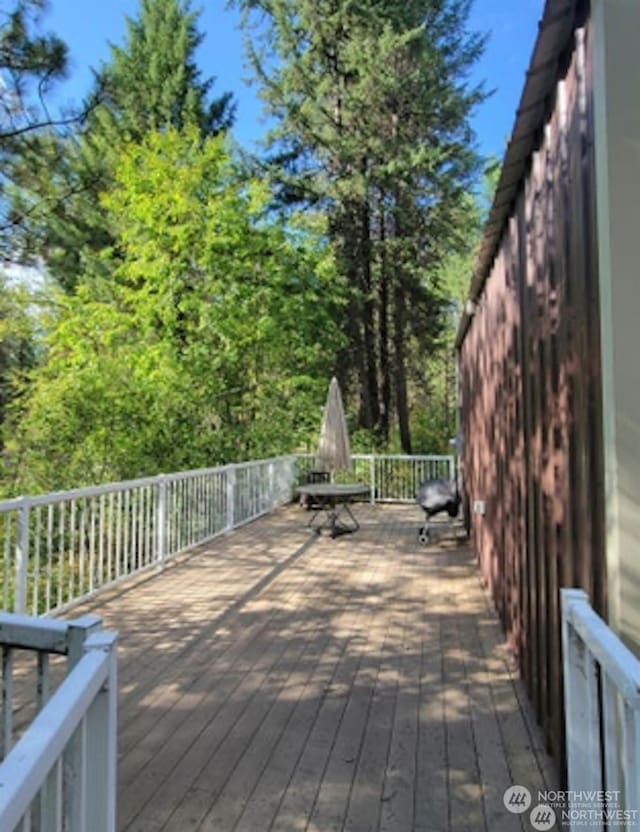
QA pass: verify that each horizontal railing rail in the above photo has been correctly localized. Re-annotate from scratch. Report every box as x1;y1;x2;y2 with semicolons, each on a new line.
1;453;448;616
1;456;297;616
295;453;455;503
0;612;118;832
561;589;640;830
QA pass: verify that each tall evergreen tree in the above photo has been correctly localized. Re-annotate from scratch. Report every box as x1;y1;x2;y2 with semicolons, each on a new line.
98;0;234;139
8;0;234;289
235;0;485;450
0;0;74;258
0;0;67;145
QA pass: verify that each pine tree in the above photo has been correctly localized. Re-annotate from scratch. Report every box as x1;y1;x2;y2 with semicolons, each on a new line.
98;0;234;139
0;0;68;139
235;0;485;449
0;0;73;257
8;0;234;289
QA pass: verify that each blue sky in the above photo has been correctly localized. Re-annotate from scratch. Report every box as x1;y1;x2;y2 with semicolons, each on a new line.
44;0;544;162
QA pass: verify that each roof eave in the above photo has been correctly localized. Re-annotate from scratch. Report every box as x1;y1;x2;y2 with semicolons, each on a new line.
456;0;582;351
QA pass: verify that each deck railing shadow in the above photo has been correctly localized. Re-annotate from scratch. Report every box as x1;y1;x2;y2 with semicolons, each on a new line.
95;506;553;832
2;501;557;832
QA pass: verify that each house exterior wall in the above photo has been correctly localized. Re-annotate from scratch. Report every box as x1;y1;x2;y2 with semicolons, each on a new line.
592;0;640;657
458;15;606;766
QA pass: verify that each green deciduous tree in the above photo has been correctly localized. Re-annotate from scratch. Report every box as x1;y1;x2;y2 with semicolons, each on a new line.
4;128;346;492
0;271;37;460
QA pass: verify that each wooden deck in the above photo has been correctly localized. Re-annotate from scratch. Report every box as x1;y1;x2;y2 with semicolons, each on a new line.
70;503;556;832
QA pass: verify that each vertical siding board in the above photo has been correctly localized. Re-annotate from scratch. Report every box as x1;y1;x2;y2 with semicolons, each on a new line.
542;117;558;757
549;101;568;767
529;150;545;724
498;257;508;627
580;23;606;619
555;71;574;780
539;148;552;736
569;28;592;598
564;56;581;594
459;13;605;774
547;151;558;744
516;193;534;695
555;74;572;604
505;219;522;657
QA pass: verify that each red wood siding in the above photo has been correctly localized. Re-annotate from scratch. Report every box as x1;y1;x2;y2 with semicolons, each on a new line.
458;21;605;768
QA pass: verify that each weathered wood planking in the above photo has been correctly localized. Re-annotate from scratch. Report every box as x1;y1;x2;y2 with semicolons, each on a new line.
53;504;556;832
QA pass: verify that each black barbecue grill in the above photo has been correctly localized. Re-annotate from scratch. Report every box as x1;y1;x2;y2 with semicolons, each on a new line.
416;477;461;545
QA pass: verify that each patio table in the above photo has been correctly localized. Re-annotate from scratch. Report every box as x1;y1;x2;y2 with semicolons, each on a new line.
295;482;370;537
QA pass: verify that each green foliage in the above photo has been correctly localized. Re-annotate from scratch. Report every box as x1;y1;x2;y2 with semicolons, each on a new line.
411;173;493;453
1;0;492;494
234;0;486;450
0;0;68;143
0;0;72;257
0;272;38;458
98;0;234;139
7;0;234;290
4;128;346;492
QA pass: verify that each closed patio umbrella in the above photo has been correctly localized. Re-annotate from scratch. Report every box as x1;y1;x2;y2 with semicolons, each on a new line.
316;376;351;474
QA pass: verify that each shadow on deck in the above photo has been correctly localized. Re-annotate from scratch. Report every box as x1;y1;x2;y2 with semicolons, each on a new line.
70;503;557;832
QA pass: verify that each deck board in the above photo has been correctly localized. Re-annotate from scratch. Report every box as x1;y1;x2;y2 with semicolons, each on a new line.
62;504;557;832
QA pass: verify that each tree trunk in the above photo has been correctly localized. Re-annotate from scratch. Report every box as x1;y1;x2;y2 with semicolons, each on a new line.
333;206;376;430
391;190;412;454
393;281;412;453
359;194;380;432
378;193;391;444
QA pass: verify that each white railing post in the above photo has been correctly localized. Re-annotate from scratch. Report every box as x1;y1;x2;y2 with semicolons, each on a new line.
561;589;640;828
226;465;236;530
285;456;296;502
157;475;168;568
84;631;118;832
561;588;585;785
561;588;603;817
2;645;14;758
268;462;275;510
40;758;62;832
600;671;621;796
66;615;103;670
0;615;118;832
14;498;30;614
622;701;640;815
369;455;376;505
64;615;103;832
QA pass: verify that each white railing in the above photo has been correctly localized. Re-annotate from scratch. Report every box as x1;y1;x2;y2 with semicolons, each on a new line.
0;453;449;616
295;453;455;503
0;456;296;616
561;589;640;830
0;612;117;832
